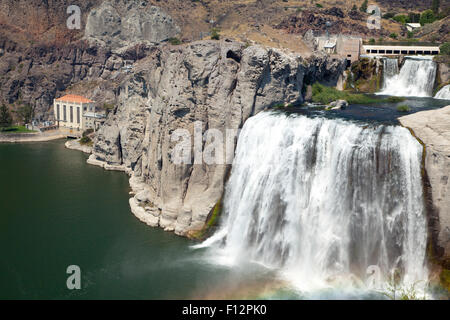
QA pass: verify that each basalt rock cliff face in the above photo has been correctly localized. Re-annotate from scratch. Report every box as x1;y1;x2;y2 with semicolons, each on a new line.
0;0;179;119
88;40;346;236
84;0;180;50
399;106;450;267
0;39;154;119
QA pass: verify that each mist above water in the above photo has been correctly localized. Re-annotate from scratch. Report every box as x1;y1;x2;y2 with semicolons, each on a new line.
196;112;428;297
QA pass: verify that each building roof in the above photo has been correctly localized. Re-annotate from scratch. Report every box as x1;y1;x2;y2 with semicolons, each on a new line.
406;23;421;28
324;40;336;48
55;94;93;104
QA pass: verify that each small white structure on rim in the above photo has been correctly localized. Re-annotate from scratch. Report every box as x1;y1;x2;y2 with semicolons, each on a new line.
324;40;337;54
406;23;421;32
53;94;105;131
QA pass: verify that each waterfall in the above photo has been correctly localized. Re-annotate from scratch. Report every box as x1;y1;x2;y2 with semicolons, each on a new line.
379;57;437;97
198;112;428;296
382;58;399;89
434;85;450;100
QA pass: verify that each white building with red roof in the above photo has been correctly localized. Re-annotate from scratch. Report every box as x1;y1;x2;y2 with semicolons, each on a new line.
53;94;105;131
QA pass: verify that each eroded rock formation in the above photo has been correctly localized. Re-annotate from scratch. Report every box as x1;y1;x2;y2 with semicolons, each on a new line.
88;40;346;236
399;106;450;266
84;0;180;50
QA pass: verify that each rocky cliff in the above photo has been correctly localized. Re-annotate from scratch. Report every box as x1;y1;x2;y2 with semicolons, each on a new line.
84;0;180;50
0;39;155;119
399;106;450;267
88;40;346;236
0;0;179;119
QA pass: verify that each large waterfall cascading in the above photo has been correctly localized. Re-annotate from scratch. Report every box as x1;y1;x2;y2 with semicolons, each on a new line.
198;112;428;294
434;85;450;100
379;57;437;97
382;58;399;88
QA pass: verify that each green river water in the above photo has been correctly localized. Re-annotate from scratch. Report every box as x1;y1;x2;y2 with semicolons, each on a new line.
0;140;277;299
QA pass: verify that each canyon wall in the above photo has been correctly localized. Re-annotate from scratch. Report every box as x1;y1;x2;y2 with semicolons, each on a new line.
400;106;450;267
88;40;346;236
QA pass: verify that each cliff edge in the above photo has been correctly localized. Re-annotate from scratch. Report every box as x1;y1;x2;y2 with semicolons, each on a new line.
399;105;450;266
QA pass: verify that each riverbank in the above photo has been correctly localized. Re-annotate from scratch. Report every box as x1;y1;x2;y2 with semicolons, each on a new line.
65;139;93;154
0;128;76;143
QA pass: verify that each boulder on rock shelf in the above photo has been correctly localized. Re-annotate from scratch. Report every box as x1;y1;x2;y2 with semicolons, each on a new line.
327;100;348;110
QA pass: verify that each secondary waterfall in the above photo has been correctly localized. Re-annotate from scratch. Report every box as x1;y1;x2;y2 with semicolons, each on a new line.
382;58;399;89
198;112;428;296
434;85;450;100
379;57;436;97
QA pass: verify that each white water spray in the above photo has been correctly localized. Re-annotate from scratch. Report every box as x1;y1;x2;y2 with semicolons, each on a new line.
379;57;436;97
434;85;450;100
382;58;399;88
198;112;428;296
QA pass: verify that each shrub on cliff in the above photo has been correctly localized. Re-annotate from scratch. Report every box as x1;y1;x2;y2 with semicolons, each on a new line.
393;15;409;25
359;0;368;13
168;37;181;45
440;42;450;55
211;28;220;40
420;10;437;25
0;105;13;129
80;136;92;145
382;12;396;19
397;105;411;112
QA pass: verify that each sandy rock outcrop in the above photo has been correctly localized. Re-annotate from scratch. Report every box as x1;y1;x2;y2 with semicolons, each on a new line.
89;40;346;236
399;106;450;265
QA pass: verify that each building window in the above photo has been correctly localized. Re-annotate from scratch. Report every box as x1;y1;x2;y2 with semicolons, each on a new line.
70;106;73;123
57;104;60;120
63;105;67;121
77;107;80;124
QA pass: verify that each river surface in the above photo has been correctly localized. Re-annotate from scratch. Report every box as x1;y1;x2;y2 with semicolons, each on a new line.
0;141;278;299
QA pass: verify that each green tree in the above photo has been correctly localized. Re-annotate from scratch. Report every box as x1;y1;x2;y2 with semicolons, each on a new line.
360;0;368;13
420;9;437;25
389;33;398;39
351;4;357;11
408;12;420;23
16;104;33;125
211;28;220;40
393;15;409;25
0;104;12;129
432;0;440;15
440;42;450;55
382;12;396;19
